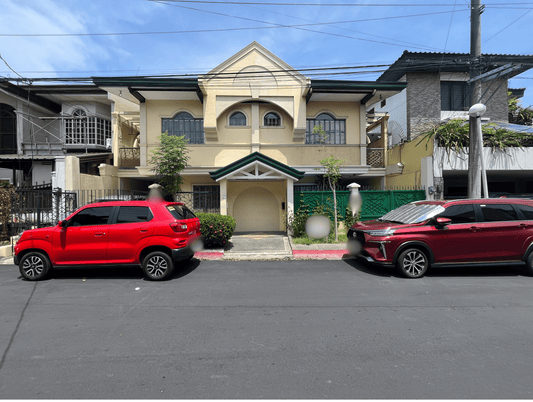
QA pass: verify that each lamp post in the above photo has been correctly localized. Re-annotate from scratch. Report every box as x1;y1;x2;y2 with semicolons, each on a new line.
468;103;488;199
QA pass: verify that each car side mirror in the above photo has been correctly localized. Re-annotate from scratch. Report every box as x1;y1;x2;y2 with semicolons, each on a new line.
435;217;452;228
59;220;67;228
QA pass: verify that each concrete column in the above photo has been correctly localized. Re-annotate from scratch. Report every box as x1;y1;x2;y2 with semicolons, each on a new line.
359;103;367;165
140;103;148;166
286;177;294;235
251;103;260;152
52;155;66;191
220;179;228;215
421;156;434;200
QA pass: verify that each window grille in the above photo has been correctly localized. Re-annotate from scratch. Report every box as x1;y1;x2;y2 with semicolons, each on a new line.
264;112;281;127
193;185;220;211
162;112;205;144
64;110;111;146
306;113;346;144
229;112;246;126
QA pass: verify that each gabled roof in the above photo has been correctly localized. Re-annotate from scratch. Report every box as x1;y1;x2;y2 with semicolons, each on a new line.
209;152;305;181
378;51;533;82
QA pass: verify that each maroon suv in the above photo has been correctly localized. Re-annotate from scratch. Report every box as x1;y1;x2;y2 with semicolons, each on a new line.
14;201;201;281
348;199;533;278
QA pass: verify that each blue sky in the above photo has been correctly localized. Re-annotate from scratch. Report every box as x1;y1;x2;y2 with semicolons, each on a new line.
1;0;532;107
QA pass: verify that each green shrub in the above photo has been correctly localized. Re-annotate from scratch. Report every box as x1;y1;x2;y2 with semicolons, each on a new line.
196;212;236;248
287;199;310;237
344;205;360;232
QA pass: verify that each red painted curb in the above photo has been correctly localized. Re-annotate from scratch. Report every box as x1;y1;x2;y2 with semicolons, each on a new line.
292;250;348;256
195;252;224;260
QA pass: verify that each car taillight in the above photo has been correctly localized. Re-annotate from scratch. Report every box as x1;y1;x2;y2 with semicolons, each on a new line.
170;222;188;232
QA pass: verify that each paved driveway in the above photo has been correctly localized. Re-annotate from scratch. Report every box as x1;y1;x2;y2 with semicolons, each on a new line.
1;260;532;399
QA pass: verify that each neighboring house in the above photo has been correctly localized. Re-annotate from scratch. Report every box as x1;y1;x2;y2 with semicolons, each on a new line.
93;42;406;232
366;51;533;199
0;80;139;191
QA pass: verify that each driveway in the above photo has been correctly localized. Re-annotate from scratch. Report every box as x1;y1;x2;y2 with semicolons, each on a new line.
1;260;532;399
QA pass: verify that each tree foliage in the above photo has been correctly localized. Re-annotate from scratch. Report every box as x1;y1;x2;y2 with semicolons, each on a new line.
149;133;190;197
318;155;345;241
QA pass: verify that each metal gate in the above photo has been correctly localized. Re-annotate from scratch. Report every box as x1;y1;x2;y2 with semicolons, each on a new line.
11;187;77;245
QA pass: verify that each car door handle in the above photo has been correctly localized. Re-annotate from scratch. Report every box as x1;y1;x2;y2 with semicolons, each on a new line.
470;226;480;232
140;229;148;233
94;232;106;236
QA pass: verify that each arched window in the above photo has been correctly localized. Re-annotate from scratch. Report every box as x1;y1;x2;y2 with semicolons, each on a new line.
162;112;204;144
264;112;281;127
229;112;246;126
306;112;346;144
66;108;88;144
0;104;16;154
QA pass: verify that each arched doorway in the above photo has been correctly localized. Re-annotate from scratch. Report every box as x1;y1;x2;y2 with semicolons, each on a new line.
0;104;16;154
233;187;279;232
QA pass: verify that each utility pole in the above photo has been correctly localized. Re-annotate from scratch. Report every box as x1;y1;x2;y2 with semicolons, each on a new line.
468;0;482;198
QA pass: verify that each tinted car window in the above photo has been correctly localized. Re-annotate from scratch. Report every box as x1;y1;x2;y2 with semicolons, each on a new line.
166;205;184;219
70;207;113;226
438;204;476;224
480;204;518;222
516;204;533;220
116;206;153;224
166;205;196;220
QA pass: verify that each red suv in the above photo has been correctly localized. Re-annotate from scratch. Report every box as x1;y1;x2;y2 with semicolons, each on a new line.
348;199;533;278
14;201;201;281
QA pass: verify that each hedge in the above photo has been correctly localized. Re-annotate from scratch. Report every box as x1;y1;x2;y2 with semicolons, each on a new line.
195;212;236;248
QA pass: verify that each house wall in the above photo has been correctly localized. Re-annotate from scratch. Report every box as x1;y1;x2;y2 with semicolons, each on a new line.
386;136;434;188
406;72;441;140
370;89;408;146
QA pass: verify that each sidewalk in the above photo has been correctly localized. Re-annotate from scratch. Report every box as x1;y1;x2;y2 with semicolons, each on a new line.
0;233;353;265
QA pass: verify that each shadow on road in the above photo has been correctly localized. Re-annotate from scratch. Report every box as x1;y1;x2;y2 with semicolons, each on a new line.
31;258;201;281
343;257;525;278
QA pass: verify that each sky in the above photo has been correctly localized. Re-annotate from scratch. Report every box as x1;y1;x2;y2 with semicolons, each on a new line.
0;0;532;107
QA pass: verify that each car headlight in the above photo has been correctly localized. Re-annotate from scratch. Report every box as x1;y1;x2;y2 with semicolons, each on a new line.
364;228;396;236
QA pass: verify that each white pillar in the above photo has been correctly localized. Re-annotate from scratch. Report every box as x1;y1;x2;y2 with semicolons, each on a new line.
220;179;228;215
360;103;367;165
286;177;294;235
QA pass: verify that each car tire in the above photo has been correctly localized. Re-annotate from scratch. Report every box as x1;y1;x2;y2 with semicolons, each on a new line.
396;248;428;279
19;252;51;281
523;251;533;276
142;251;174;281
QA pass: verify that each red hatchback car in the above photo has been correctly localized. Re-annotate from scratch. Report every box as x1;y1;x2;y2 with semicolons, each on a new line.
348;199;533;278
14;201;202;281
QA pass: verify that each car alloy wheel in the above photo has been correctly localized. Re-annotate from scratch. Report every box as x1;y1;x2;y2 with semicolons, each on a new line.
142;251;174;281
524;251;533;276
396;248;428;279
19;252;51;281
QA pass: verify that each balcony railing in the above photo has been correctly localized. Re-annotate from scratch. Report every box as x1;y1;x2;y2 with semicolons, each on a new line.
119;148;140;169
64;116;111;147
367;148;384;168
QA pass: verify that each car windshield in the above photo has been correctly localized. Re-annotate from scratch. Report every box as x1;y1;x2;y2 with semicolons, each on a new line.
378;202;445;224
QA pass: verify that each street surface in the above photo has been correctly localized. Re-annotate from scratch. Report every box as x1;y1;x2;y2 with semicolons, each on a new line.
1;259;532;399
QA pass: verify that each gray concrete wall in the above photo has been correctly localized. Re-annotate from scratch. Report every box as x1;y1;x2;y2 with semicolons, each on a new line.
406;72;441;140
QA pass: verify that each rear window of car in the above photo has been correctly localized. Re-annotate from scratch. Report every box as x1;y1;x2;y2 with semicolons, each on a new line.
116;206;153;223
515;204;533;220
480;204;518;222
166;205;196;220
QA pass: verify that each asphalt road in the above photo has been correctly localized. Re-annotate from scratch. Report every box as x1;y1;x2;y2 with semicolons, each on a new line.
1;259;532;399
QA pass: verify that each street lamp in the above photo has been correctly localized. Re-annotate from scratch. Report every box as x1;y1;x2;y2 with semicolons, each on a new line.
468;103;488;198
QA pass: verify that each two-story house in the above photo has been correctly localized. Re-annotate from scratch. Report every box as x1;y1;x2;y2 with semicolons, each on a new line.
369;51;533;199
93;42;406;232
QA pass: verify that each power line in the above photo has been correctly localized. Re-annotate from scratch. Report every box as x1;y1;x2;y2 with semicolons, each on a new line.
483;8;533;43
148;0;532;6
148;1;466;50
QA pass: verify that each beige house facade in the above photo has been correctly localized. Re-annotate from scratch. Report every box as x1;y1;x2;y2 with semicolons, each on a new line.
94;42;406;232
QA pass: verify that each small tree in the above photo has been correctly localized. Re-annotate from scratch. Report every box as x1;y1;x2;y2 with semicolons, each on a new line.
149;132;190;199
318;155;345;241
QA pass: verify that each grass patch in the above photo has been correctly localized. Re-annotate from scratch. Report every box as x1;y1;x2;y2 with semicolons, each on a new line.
291;232;348;245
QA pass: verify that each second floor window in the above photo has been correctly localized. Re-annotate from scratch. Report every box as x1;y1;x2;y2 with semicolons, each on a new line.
229;112;247;126
264;112;281;127
65;109;111;146
441;81;471;111
306;113;346;144
162;112;205;144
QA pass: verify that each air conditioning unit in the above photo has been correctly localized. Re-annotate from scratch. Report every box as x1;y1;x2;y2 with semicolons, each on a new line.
106;139;112;150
